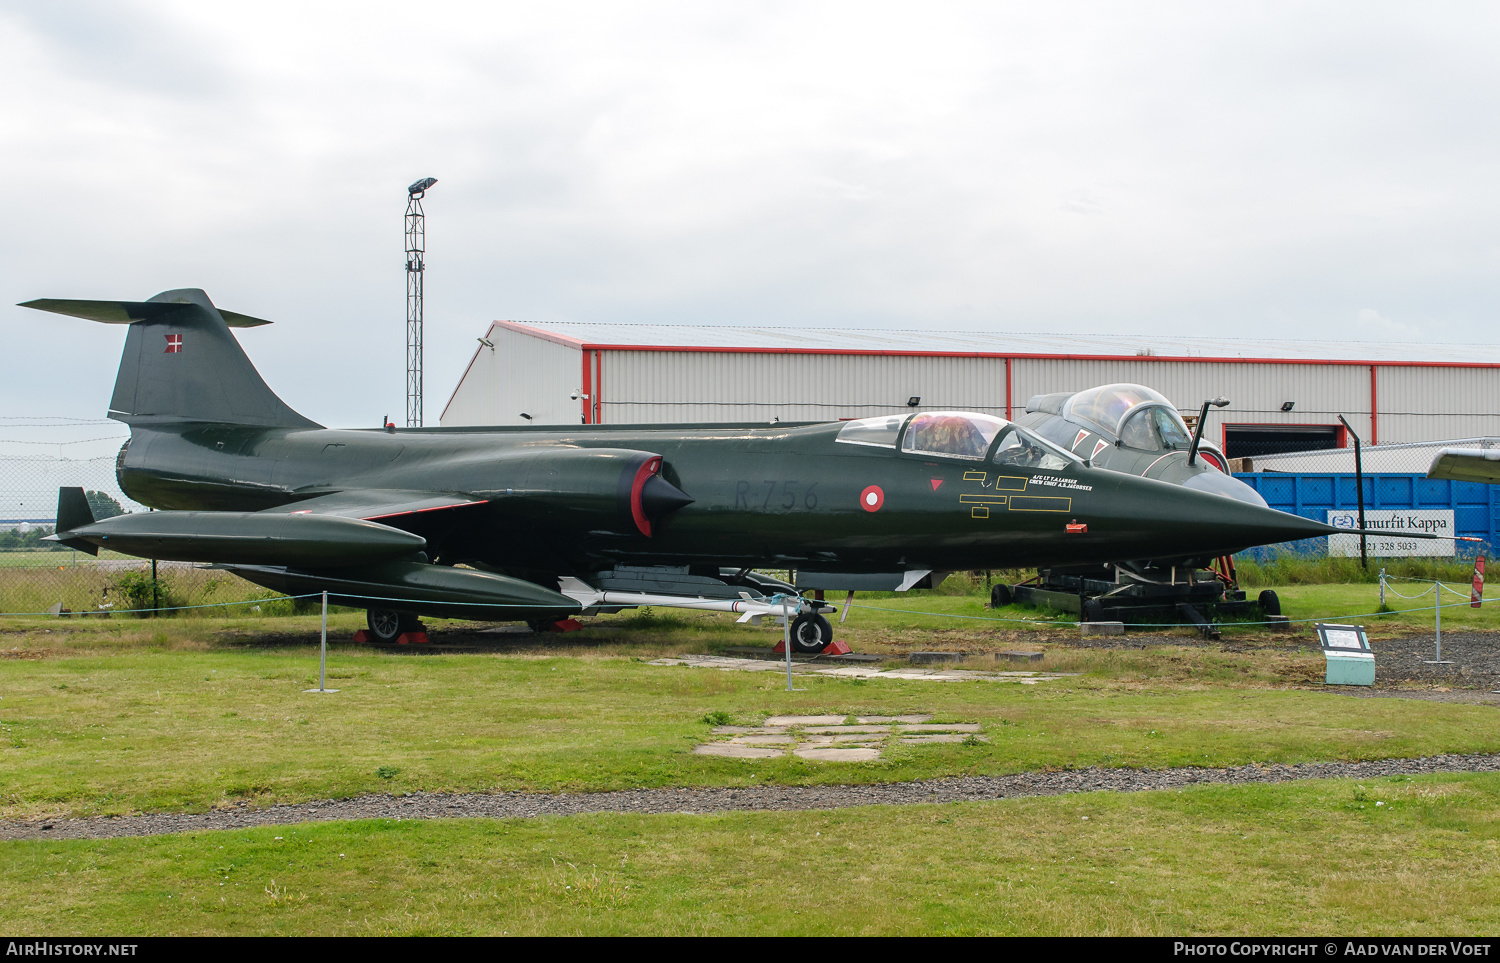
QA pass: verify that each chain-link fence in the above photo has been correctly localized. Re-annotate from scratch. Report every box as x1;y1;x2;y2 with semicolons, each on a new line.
1228;437;1500;475
1231;438;1500;561
0;423;280;617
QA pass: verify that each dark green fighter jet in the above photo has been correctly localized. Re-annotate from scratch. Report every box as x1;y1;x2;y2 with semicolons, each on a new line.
22;288;1360;648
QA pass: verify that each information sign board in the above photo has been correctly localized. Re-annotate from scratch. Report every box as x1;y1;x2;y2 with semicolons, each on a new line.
1314;622;1375;686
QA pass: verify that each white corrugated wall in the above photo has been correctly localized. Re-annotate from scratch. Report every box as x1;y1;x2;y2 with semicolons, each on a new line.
440;327;1500;443
1013;359;1376;446
597;350;1007;424
439;324;582;427
1376;365;1500;443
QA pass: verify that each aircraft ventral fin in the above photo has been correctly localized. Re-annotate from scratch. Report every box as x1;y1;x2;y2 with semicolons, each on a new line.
264;490;487;521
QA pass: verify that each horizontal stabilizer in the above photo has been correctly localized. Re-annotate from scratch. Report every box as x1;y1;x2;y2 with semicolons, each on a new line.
18;298;271;327
19;288;317;429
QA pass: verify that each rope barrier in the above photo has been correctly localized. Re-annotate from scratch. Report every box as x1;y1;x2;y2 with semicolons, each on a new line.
1381;582;1437;600
846;588;1497;629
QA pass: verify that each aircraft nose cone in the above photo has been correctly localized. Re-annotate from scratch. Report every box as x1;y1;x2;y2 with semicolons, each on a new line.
1083;470;1336;560
1211;502;1333;547
1180;469;1268;507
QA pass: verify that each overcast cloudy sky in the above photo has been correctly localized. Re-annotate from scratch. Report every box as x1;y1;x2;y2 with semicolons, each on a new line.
3;1;1499;433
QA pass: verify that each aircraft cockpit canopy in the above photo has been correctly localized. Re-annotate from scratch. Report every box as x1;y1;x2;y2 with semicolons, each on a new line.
1118;405;1194;452
834;414;907;449
1062;383;1193;451
837;412;1080;468
901;411;1008;460
991;427;1076;470
837;411;1011;460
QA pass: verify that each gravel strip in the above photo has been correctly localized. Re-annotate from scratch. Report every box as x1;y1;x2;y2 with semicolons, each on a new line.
6;753;1499;842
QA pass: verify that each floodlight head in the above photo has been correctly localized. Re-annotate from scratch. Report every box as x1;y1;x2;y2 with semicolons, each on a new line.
1281;401;1296;412
907;396;921;407
1210;397;1230;408
408;177;438;196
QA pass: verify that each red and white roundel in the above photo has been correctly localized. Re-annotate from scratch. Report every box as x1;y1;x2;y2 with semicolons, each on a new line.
860;485;885;512
1199;450;1228;473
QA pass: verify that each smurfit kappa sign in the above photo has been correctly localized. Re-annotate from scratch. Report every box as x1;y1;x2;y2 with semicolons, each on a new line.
1326;509;1455;557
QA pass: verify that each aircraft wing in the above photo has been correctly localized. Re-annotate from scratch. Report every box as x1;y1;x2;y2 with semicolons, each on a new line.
1427;449;1500;485
262;489;488;521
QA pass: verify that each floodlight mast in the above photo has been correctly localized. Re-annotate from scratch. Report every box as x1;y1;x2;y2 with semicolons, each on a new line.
405;177;437;427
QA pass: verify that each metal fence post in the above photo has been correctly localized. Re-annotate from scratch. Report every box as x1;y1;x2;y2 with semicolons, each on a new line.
305;591;338;693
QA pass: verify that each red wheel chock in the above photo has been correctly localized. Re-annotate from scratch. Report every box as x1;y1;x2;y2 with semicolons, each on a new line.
772;638;851;655
541;619;584;633
352;629;430;644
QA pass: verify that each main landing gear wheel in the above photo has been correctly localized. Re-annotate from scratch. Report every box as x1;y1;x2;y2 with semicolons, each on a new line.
790;612;834;653
1258;590;1282;617
366;608;419;644
990;583;1013;608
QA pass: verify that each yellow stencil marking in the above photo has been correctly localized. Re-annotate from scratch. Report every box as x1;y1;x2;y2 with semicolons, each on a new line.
959;494;1008;505
1010;495;1072;513
962;471;988;486
971;506;990;519
991;475;1028;492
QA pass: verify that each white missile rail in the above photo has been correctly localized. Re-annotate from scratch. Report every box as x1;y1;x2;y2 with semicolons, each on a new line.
556;576;836;624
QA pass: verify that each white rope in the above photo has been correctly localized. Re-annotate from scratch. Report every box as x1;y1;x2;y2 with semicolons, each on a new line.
1381;581;1436;600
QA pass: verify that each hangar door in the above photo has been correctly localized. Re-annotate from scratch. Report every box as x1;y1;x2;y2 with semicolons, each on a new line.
1223;424;1344;459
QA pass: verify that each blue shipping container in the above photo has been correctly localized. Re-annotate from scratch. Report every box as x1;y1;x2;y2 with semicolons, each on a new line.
1233;472;1497;558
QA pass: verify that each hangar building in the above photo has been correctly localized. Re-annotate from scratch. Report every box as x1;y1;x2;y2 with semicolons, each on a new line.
439;322;1500;459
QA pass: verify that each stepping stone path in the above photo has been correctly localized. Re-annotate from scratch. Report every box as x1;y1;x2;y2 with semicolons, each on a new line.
650;654;1074;683
692;714;986;762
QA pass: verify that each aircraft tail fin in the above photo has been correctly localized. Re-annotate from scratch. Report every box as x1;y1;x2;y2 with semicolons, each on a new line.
49;487;99;556
19;288;321;429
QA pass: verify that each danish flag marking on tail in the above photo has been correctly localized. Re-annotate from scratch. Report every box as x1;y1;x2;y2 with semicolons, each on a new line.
164;334;183;354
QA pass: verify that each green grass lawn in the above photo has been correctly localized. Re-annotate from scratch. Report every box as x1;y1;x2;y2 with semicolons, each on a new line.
1;579;1497;935
4;772;1498;935
0;618;1496;820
